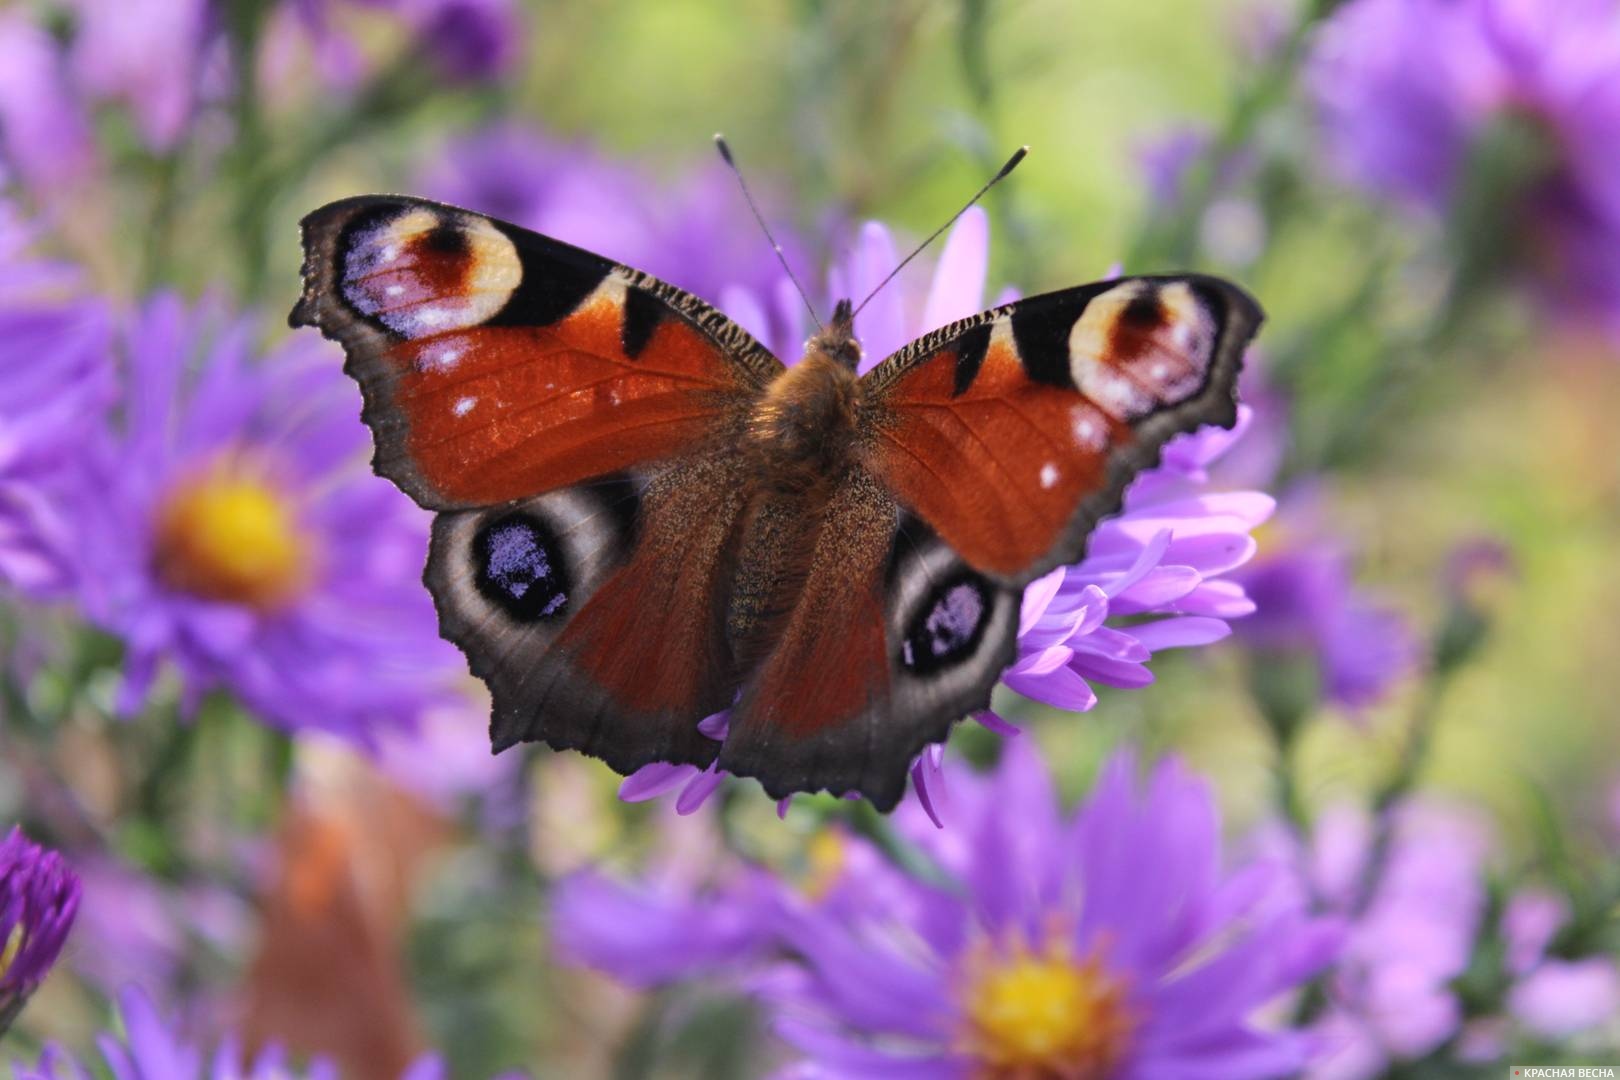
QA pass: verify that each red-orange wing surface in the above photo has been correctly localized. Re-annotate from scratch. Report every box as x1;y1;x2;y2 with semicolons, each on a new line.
861;275;1263;584
292;195;783;774
710;276;1262;808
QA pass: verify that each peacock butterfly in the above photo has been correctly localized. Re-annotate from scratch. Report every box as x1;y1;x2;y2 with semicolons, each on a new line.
289;151;1262;811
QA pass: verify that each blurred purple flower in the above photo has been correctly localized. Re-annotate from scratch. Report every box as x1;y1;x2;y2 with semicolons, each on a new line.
68;855;248;1022
370;705;523;824
12;985;527;1079
553;866;779;989
1502;886;1567;976
0;827;80;1031
620;208;1272;818
0;14;97;189
406;0;523;82
1256;801;1492;1079
1232;490;1420;712
1509;957;1620;1040
551;804;781;987
1310;0;1620;336
771;744;1343;1078
282;0;521;89
64;0;219;153
13;984;328;1080
1496;885;1620;1041
419;124;809;352
0;205;113;597
38;294;461;742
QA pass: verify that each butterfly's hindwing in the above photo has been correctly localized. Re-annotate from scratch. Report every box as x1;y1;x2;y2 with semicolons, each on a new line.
718;475;1019;811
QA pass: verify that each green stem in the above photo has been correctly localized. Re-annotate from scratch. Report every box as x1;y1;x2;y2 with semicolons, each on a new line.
1125;4;1334;270
1352;674;1452;916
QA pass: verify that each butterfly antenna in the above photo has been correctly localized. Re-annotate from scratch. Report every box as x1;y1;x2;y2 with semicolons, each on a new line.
850;145;1028;321
714;134;823;333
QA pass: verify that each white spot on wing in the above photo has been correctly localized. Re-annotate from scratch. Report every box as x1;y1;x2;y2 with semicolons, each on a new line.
453;396;477;417
1070;404;1107;450
1039;463;1060;489
418;341;463;373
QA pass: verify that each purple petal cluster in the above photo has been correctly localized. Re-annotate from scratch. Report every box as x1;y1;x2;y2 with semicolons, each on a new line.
1255;801;1492;1078
287;0;524;86
0;204;113;597
562;746;1344;1078
549;800;784;986
1500;887;1620;1041
1007;406;1270;716
774;745;1343;1079
617;208;1271;818
18;293;462;742
1202;368;1418;714
62;0;218;153
553;863;780;989
0;0;214;167
1231;491;1420;712
11;984;485;1080
0;827;80;1026
1310;0;1620;336
0;15;98;189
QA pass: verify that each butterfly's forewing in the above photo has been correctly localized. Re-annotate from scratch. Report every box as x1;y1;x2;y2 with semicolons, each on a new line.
292;195;780;510
862;275;1262;581
722;276;1261;808
292;196;782;773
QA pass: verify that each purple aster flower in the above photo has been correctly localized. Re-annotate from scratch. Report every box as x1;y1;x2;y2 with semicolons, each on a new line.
0;204;113;597
0;827;81;1034
1254;801;1492;1079
63;0;219;153
405;0;523;82
769;743;1343;1079
1495;885;1620;1042
1231;488;1420;712
10;984;493;1080
67;855;248;1023
280;0;523;89
1502;886;1568;976
551;802;782;987
553;864;780;989
1508;957;1620;1040
40;293;462;741
1135;126;1267;266
0;14;97;191
1310;0;1620;337
618;208;1271;819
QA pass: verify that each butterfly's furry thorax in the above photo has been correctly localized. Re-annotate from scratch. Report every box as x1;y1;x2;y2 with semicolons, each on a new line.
742;330;865;495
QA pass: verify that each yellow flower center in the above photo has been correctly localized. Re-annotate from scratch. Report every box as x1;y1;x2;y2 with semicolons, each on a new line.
0;923;23;984
801;830;848;901
152;459;313;609
959;935;1132;1080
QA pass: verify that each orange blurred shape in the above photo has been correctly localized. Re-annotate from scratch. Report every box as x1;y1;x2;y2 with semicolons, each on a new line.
240;755;452;1079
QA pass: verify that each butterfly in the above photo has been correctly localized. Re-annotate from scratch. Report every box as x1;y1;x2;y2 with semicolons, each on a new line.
290;186;1262;812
